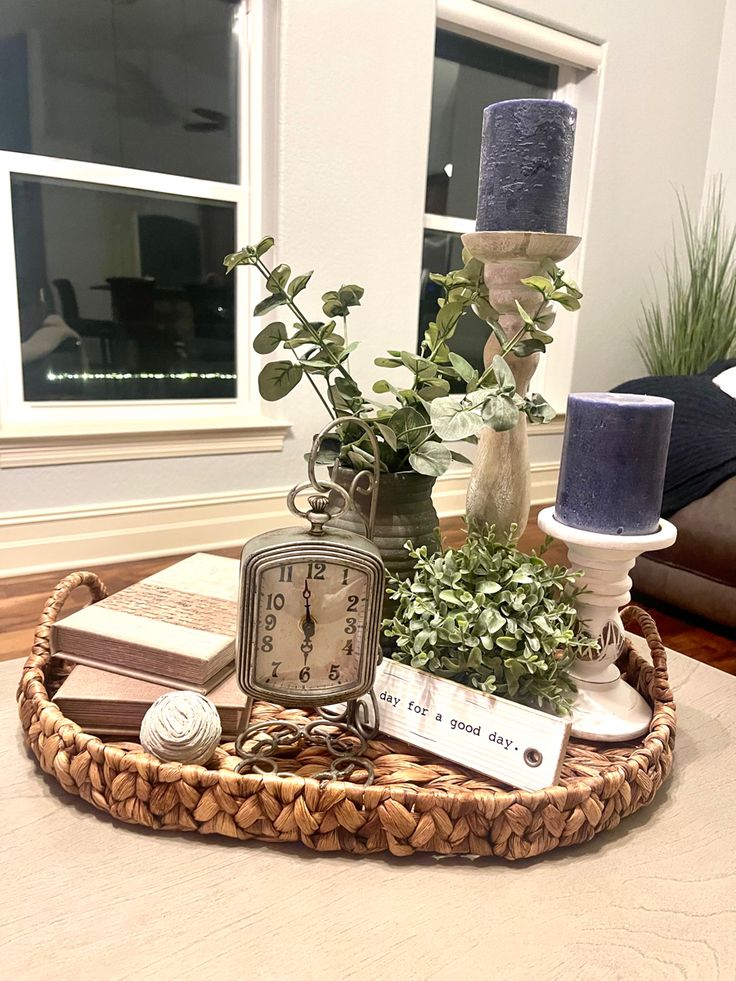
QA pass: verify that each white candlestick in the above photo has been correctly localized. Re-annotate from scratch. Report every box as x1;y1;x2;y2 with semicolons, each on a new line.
538;507;677;741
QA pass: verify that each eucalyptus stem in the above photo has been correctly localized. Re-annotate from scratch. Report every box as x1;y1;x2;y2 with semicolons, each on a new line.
255;258;357;390
252;258;335;419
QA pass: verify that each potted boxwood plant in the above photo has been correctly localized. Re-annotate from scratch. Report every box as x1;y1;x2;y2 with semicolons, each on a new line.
224;237;580;580
383;525;597;715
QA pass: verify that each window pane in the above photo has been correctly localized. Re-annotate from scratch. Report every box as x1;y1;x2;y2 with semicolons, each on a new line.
419;229;488;391
427;30;558;221
12;175;236;401
0;0;238;183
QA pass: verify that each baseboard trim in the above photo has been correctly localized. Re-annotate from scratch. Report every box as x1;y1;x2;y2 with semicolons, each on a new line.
0;463;559;579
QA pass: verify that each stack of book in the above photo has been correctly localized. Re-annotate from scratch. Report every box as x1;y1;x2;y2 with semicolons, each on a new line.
51;553;251;739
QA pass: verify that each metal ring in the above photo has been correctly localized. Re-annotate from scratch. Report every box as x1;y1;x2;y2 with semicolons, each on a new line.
524;748;543;768
287;481;351;522
234;720;303;760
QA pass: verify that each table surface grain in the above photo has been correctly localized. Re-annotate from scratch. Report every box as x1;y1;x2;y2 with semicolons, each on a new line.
2;639;735;981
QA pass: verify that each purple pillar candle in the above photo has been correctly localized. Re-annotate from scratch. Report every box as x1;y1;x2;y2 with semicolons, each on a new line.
476;99;577;233
555;393;675;536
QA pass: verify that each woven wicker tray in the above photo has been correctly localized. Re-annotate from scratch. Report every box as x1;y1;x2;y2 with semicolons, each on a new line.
17;572;676;860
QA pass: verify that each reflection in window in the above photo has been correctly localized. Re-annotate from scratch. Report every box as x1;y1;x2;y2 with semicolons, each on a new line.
0;0;238;183
12;175;236;401
427;31;557;220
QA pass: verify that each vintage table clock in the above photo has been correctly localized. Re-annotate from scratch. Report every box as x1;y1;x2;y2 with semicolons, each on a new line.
234;419;385;781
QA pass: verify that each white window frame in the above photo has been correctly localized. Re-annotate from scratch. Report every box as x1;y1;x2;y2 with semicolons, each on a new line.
430;0;604;414
0;0;288;465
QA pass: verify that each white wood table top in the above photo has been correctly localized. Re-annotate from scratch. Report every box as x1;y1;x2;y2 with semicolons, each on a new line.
1;638;735;981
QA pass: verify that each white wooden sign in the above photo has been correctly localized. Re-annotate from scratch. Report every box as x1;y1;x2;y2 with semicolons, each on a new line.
374;659;572;792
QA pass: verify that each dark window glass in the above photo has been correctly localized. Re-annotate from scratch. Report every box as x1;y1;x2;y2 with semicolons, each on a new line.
427;31;558;220
0;0;238;183
12;175;236;401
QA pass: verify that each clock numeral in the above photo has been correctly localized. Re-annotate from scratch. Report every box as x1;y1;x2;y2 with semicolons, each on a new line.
264;613;276;631
271;661;281;678
329;664;341;681
341;568;349;586
266;593;285;611
299;666;311;683
278;565;293;583
344;617;357;635
261;635;273;653
346;595;360;612
342;640;354;655
306;561;325;581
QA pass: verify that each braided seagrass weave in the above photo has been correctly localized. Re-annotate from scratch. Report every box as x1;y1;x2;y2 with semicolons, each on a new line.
17;572;676;860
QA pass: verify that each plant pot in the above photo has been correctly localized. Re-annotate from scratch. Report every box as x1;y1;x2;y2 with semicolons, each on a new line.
330;466;440;577
330;467;440;642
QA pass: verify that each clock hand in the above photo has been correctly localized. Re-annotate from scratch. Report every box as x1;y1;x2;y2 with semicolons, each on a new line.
302;581;315;640
301;581;315;659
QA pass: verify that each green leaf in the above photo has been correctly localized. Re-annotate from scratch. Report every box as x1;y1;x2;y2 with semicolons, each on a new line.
550;291;580;311
416;378;451;400
375;422;398;450
409;441;452;477
388;406;431;449
512;338;546;357
288;271;313;297
253;321;287;355
374;357;402;369
448;352;479;385
491;355;515;394
309;435;341;466
223;247;256;272
515;300;534;325
471;296;498;323
255;236;275;258
338;284;364;306
254;293;286;317
258;360;303;401
337;341;359;361
266;264;291;293
520;275;553;294
450;449;474;466
435;300;465;334
429;392;487;441
322;296;347;318
481;394;519;432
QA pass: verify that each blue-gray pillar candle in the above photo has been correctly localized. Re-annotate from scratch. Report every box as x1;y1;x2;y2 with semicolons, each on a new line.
555;393;675;536
476;99;577;233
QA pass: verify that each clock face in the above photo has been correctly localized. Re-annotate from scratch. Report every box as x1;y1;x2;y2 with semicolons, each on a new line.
237;537;383;706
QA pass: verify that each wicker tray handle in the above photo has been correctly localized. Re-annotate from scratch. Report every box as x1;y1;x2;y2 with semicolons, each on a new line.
620;605;673;707
25;571;108;677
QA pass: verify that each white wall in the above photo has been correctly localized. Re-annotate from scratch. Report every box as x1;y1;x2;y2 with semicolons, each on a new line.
0;0;730;518
706;0;736;225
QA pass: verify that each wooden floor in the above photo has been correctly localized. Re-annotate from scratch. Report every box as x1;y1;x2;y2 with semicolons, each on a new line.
2;508;734;674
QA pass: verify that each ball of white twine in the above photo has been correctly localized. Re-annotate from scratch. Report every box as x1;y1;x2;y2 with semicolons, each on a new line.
140;690;222;765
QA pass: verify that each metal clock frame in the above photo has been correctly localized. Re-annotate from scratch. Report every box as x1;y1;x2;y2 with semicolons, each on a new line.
236;536;384;707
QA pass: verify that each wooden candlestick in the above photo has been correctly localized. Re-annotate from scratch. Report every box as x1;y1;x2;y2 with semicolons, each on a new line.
461;231;581;536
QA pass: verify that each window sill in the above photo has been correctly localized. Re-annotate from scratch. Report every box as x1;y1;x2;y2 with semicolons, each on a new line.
0;416;291;469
